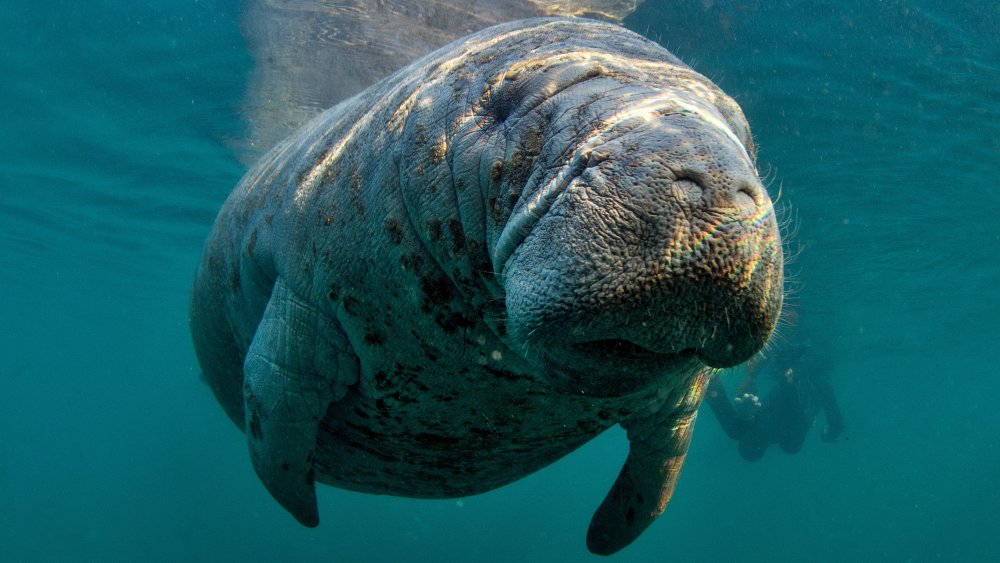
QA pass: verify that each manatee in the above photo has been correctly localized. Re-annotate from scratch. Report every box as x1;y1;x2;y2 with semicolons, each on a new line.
190;17;783;555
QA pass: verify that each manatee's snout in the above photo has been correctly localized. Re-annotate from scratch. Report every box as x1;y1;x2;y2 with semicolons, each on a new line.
643;166;781;370
500;110;783;395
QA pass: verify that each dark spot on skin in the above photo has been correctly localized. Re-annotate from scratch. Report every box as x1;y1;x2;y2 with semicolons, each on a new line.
636;493;644;505
343;296;361;316
246;229;257;258
328;284;340;301
446;218;465;255
281;463;290;471
311;241;318;256
490;160;503;182
426;219;442;242
523;126;544;154
364;331;385;346
375;398;389;415
626;507;636;526
264;214;273;226
374;371;390;390
384;217;403;245
507;151;535;185
488;197;500;222
494;318;508;338
428;143;445;165
419;275;454;311
247;395;263;440
597;410;611;421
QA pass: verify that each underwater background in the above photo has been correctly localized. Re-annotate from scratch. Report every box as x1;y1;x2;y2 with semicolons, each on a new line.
2;1;998;561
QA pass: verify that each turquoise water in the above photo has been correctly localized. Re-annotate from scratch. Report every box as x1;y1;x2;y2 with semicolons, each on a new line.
2;1;998;561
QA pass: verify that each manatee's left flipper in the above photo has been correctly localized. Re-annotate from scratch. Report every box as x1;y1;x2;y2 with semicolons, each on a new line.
243;277;357;527
587;370;712;555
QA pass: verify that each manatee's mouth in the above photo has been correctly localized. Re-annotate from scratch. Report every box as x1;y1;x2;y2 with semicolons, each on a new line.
552;338;703;377
572;339;697;363
542;339;702;397
567;336;745;371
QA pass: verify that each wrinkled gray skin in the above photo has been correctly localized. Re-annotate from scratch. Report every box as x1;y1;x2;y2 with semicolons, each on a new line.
191;18;783;555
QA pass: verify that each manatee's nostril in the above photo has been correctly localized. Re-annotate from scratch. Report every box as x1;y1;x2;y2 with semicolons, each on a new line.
734;181;764;209
736;186;757;207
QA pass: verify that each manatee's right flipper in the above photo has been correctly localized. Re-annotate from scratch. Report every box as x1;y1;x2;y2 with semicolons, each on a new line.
243;277;356;526
586;369;712;555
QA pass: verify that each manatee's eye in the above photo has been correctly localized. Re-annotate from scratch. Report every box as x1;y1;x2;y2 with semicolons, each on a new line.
481;81;521;125
486;88;517;123
482;70;538;126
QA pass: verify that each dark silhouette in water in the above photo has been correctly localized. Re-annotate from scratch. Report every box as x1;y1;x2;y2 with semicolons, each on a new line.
704;310;843;461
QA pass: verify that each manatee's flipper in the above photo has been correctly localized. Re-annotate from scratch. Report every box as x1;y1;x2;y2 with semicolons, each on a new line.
587;370;712;555
243;277;357;527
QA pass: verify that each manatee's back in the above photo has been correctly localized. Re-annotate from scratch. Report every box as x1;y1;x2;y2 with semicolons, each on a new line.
238;0;645;164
